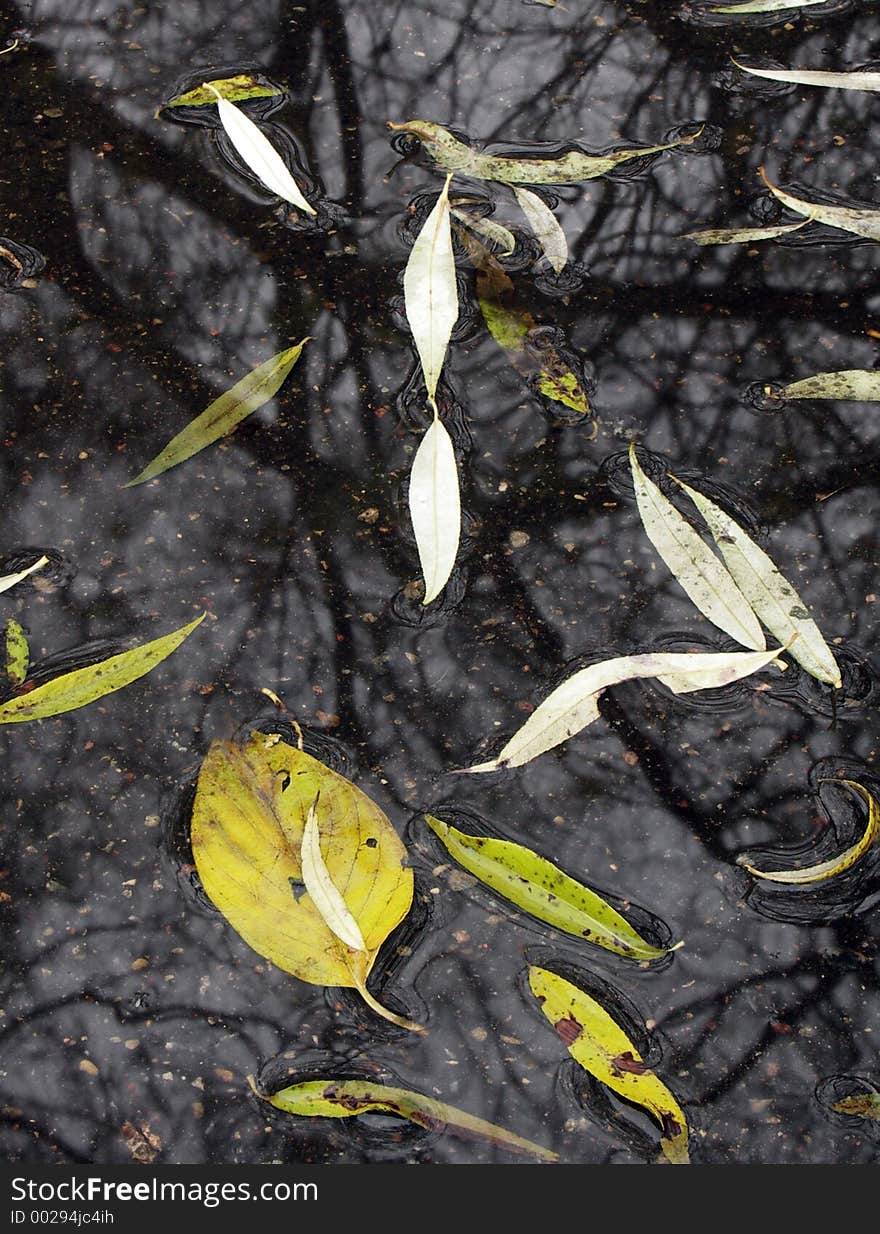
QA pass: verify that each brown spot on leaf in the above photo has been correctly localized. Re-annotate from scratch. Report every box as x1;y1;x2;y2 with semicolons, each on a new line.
610;1051;649;1076
554;1013;582;1045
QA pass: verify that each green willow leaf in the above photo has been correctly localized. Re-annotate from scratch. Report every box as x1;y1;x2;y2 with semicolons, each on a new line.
425;815;677;960
258;1077;558;1161
126;339;310;486
0;614;205;723
165;75;282;109
4;618;28;686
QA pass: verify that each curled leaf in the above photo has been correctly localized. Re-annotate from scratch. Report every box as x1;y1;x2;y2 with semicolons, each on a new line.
738;779;880;884
0;613;205;724
672;476;841;687
4;618;29;686
772;370;880;402
0;554;48;594
206;82;316;214
459;646;782;772
409;413;461;606
451;206;516;256
528;966;689;1164
388;119;702;185
760;167;880;242
731;57;880;93
404;174;457;401
630;445;765;650
425;815;677;960
511;186;567;272
126;339;310;486
190;733;419;1030
260;1078;557;1160
166;75;283;109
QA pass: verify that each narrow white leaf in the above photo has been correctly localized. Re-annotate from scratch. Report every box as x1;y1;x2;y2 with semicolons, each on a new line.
207;83;316;216
300;795;367;953
0;555;49;595
760;167;880;243
409;414;461;605
682;219;812;246
707;0;826;12
731;57;880;93
629;445;765;650
777;370;880;401
461;647;781;772
673;477;842;688
404;174;458;401
512;187;568;273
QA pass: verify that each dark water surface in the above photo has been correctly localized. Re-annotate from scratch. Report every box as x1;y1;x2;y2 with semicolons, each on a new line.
1;0;879;1166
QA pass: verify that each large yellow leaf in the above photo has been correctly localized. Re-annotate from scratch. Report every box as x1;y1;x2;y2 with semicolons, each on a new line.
190;732;418;1030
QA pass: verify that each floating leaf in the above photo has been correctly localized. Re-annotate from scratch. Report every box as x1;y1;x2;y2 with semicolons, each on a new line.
705;0;827;11
166;75;283;109
404;174;457;401
672;476;841;687
459;646;782;772
190;732;418;1030
409;413;461;606
682;219;812;246
730;57;880;93
830;1092;880;1119
738;779;880;884
301;794;367;953
630;445;765;651
0;554;48;594
760;167;880;243
425;815;676;960
206;82;316;215
4;619;28;686
511;186;568;272
388;120;702;185
0;613;205;724
772;370;880;402
125;339;310;486
259;1077;557;1160
528;966;689;1164
451;206;516;255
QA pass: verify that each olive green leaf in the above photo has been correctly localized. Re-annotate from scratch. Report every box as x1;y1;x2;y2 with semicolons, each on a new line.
0;613;205;723
425;815;678;960
257;1077;558;1160
529;965;689;1164
4;619;28;686
125;339;310;486
165;75;283;109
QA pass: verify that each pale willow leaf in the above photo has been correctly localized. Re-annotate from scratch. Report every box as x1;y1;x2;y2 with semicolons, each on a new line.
760;167;880;242
0;613;205;723
672;477;842;687
738;780;880;885
451;207;516;256
206;83;316;215
126;339;310;486
409;415;461;605
261;1078;558;1161
387;120;702;185
404;174;457;401
460;647;781;772
301;795;367;953
682;220;811;246
731;57;880;93
777;370;880;401
708;0;826;11
0;554;48;594
629;445;765;650
511;186;568;272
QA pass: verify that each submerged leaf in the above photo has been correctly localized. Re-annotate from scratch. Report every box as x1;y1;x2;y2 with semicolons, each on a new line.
682;219;812;246
206;82;316;214
404;174;457;401
166;75;283;108
126;339;310;486
511;186;568;272
409;414;461;606
672;476;841;687
190;733;418;1030
773;370;880;402
388;120;701;185
528;966;689;1164
830;1092;880;1120
460;646;782;772
0;613;205;724
261;1078;557;1160
630;445;765;650
425;815;676;960
4;618;28;686
731;57;880;93
0;554;48;594
760;167;880;242
451;206;516;256
301;795;368;953
738;779;880;884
